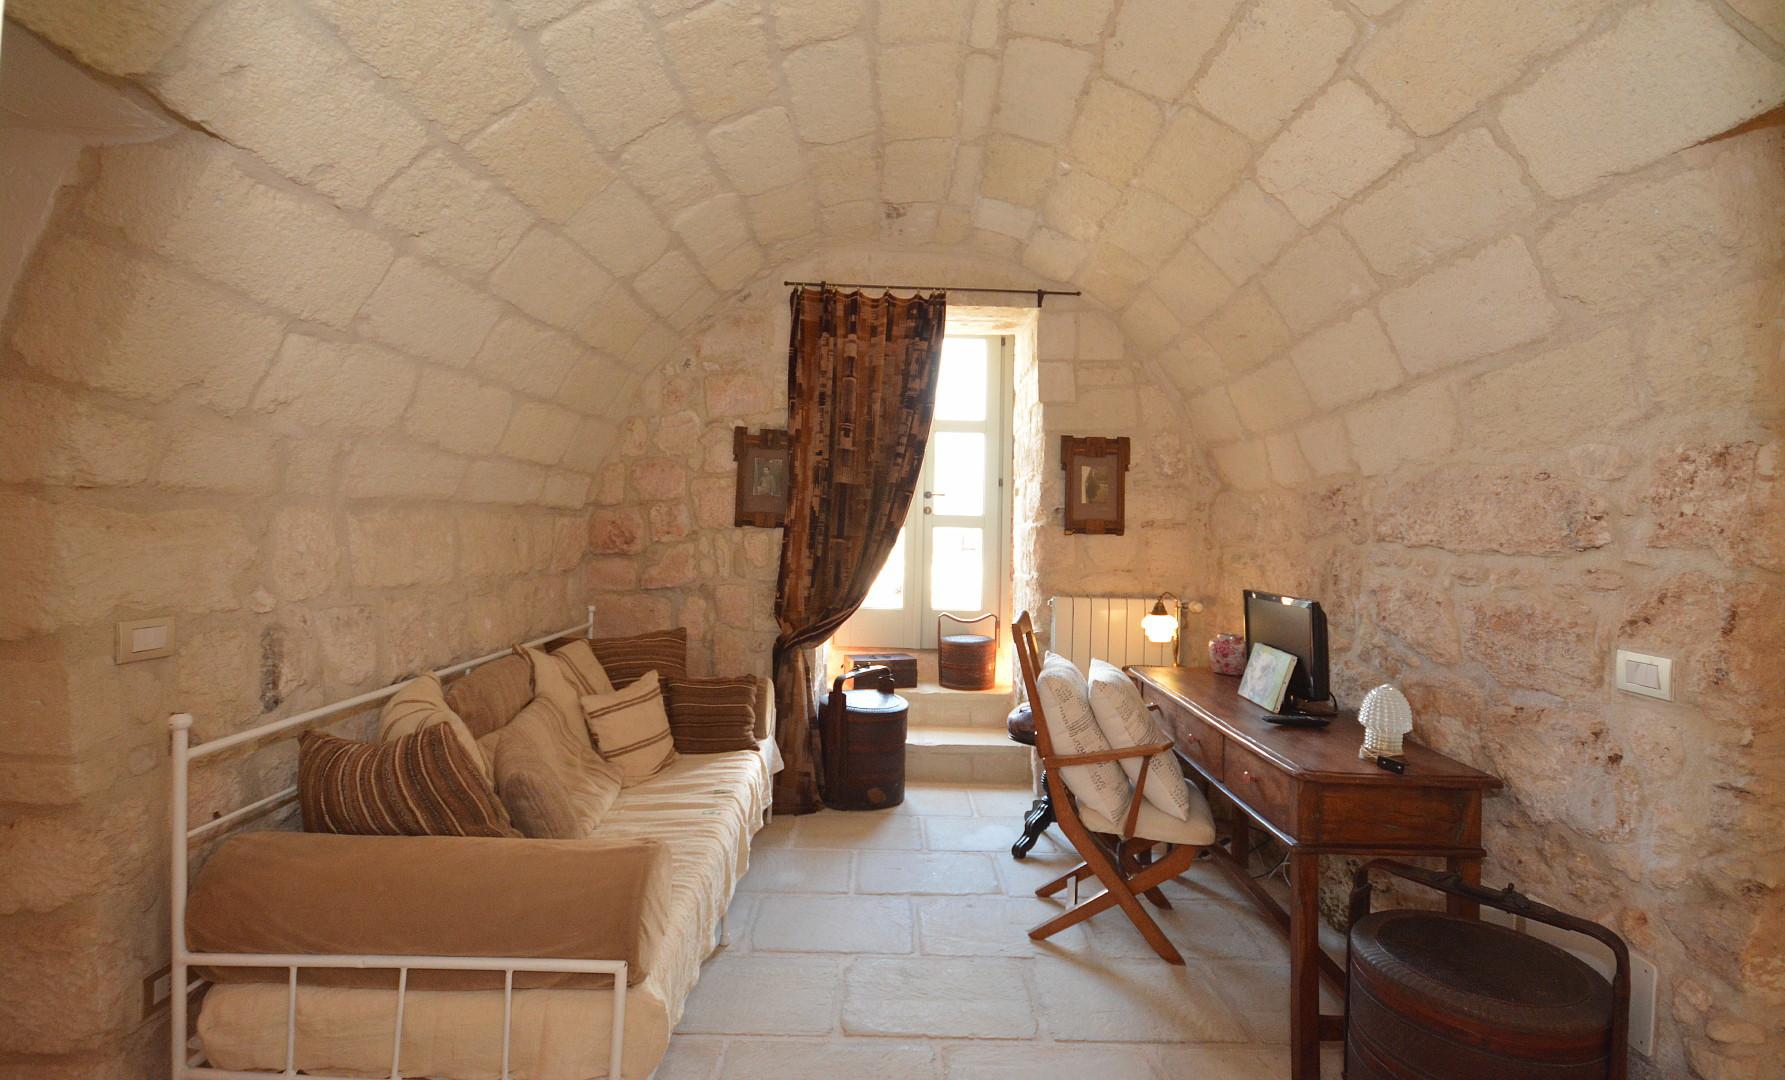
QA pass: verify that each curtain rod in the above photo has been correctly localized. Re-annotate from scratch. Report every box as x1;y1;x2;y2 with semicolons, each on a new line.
784;280;1082;305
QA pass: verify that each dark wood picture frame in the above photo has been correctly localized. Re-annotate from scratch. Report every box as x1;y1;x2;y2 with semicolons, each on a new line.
1060;435;1130;535
733;426;791;527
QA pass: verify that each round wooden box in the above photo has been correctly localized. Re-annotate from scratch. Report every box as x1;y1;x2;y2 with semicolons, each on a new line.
1347;910;1617;1080
938;613;999;691
819;686;908;811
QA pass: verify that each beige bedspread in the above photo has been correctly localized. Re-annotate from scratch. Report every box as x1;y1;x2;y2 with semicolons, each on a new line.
196;745;773;1079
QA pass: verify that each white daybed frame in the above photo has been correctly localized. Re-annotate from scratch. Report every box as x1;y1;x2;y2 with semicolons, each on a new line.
168;607;631;1080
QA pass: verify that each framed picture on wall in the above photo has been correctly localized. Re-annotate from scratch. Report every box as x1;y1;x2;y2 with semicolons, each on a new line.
733;426;791;527
1060;435;1130;535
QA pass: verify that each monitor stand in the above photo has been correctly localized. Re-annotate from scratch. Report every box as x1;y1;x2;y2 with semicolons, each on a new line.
1262;694;1339;727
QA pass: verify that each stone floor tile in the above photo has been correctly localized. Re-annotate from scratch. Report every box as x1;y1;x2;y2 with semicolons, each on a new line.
1153;1044;1282;1079
924;814;1027;851
719;894;758;951
654;1035;724;1080
737;849;854;893
842;956;1037;1038
792;810;926;850
968;785;1040;818
1084;896;1282;962
893;784;977;816
857;851;1000;895
943;1040;1160;1080
992;847;1082;896
751;816;798;848
1158;861;1257;906
1199;960;1343;1044
677;955;843;1035
1031;953;1249;1042
752;894;914;954
1249;1043;1348;1079
720;1037;942;1079
915;895;1090;957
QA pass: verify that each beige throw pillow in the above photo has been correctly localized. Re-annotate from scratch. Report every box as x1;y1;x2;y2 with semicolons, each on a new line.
493;646;627;836
581;671;678;784
1086;659;1193;822
545;639;615;697
1034;653;1129;821
377;673;492;787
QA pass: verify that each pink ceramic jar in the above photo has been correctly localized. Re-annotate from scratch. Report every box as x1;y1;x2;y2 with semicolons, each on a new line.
1209;633;1246;676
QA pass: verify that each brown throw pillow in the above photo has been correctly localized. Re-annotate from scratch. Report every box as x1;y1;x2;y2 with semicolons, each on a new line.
443;654;534;739
664;675;759;753
580;671;678;784
589;627;687;688
298;725;517;838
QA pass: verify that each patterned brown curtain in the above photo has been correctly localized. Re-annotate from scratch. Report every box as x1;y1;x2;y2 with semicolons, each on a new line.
772;287;947;813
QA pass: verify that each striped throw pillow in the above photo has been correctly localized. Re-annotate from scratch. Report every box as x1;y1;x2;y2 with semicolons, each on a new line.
580;671;678;785
589;628;687;688
664;676;759;753
544;639;614;697
298;724;517;838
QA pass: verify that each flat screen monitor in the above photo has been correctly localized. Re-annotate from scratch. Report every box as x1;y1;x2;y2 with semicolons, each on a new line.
1243;590;1330;709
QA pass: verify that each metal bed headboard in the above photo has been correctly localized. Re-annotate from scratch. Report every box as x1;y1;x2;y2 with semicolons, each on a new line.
167;606;629;1080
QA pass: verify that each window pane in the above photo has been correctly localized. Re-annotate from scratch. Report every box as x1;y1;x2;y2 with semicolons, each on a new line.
930;526;984;611
934;338;988;421
860;529;907;610
930;432;985;516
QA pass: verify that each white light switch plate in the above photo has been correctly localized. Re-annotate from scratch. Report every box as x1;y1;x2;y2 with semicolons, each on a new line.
1615;649;1672;701
115;618;175;664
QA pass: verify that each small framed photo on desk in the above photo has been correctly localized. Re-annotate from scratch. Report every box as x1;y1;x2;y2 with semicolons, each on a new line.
1238;643;1297;712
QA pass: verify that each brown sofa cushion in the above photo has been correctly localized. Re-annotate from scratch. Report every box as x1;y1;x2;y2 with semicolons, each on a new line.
480;647;624;839
443;654;534;739
298;725;517;839
589;627;687;688
187;831;669;989
663;676;758;753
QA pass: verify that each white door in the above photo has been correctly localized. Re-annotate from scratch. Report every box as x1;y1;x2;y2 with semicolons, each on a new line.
841;335;1008;650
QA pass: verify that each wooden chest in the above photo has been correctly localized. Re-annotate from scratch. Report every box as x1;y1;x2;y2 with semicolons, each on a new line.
845;652;918;688
819;686;908;811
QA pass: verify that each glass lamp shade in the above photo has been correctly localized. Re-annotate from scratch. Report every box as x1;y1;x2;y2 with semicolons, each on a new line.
1141;600;1178;644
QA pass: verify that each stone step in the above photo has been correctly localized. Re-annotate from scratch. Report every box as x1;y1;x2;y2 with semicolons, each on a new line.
903;683;1017;729
905;725;1031;784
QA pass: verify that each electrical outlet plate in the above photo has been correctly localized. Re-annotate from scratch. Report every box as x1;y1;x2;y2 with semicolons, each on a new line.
142;965;173;1019
1520;899;1658;1056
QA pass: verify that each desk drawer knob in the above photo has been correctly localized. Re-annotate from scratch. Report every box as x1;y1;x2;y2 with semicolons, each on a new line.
1241;769;1259;784
1184;732;1198;743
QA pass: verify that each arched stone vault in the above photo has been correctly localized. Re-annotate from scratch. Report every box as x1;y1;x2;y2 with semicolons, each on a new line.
2;3;1784;1079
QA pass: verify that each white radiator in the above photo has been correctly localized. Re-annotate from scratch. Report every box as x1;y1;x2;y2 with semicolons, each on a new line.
1048;596;1179;671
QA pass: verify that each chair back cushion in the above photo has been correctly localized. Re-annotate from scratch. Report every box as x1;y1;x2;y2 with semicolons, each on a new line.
298;724;517;838
581;671;679;783
378;673;492;786
589;627;687;688
1086;659;1193;821
443;654;534;740
1034;653;1130;820
664;675;759;753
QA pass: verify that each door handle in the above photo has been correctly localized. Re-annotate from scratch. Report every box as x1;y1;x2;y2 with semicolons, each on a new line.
923;490;946;498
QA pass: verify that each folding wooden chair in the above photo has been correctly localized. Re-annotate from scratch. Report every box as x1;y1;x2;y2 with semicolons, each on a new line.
1011;610;1211;964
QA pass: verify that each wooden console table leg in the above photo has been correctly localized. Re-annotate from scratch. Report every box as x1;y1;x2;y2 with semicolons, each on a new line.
1447;854;1482;919
1289;849;1322;1080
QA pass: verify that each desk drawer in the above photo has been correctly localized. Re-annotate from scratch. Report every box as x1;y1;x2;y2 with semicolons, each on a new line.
1222;739;1296;833
1144;690;1223;776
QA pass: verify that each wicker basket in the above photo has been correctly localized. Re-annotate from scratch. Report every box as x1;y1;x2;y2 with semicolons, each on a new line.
937;612;998;690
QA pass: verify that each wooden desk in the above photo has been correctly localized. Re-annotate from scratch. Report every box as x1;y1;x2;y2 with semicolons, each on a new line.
1128;666;1502;1080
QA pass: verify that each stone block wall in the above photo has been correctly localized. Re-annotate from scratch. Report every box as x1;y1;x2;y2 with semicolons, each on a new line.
0;54;614;1078
1196;117;1784;1080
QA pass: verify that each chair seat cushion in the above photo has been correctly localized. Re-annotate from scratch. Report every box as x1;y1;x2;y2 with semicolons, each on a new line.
1080;781;1215;846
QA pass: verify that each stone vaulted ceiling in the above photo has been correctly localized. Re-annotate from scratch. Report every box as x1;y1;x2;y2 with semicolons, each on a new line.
8;0;1784;483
